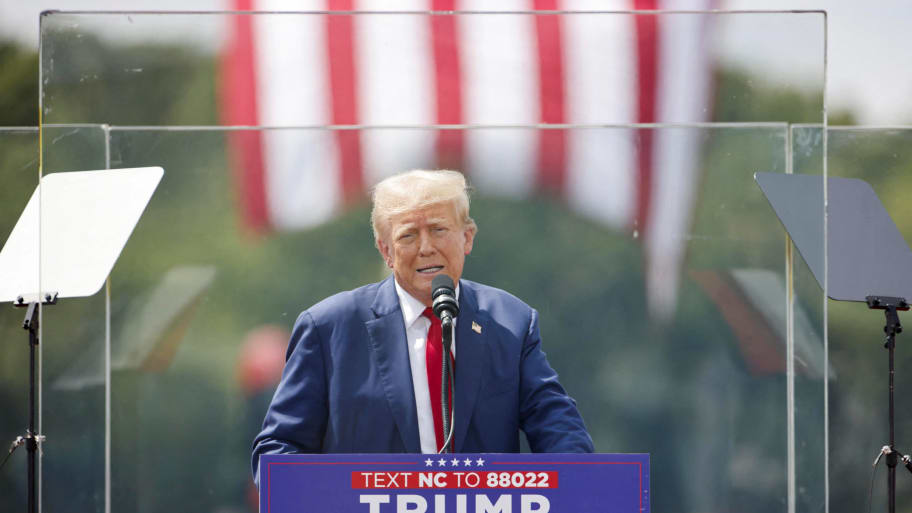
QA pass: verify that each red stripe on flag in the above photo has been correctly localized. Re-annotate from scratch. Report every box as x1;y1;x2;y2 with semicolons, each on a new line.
221;0;270;232
634;0;658;232
533;0;567;195
327;0;364;203
430;0;464;170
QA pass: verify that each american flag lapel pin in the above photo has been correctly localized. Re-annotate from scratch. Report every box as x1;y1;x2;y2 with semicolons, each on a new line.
471;321;482;334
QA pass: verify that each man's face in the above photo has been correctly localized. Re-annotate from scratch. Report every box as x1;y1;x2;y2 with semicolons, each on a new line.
377;202;475;306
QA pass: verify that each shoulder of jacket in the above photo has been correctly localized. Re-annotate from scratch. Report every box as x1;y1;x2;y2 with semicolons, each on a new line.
300;280;384;325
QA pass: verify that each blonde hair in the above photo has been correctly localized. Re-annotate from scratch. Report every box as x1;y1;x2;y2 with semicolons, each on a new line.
371;169;477;243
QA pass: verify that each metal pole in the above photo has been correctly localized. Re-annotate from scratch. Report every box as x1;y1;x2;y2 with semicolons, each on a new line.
441;318;452;454
25;301;39;513
888;326;896;513
28;328;36;513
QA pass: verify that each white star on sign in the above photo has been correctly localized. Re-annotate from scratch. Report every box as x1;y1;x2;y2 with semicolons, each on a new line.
438;458;447;466
476;458;485;466
425;458;433;467
463;458;473;466
450;458;459;466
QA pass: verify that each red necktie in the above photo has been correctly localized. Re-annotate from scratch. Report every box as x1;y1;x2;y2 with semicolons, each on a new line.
423;307;453;452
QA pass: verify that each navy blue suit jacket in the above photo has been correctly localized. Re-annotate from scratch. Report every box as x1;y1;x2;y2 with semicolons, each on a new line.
252;276;593;481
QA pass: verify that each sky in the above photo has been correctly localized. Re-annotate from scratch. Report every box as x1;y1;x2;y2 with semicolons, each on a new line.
0;0;909;125
725;0;912;125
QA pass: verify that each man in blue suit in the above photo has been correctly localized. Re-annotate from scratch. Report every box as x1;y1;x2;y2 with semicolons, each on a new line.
252;170;592;482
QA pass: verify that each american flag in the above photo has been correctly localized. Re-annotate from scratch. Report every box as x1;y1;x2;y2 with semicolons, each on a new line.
220;0;713;318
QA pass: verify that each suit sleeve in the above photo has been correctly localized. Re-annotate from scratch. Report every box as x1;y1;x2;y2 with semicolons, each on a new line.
251;311;328;485
518;308;595;453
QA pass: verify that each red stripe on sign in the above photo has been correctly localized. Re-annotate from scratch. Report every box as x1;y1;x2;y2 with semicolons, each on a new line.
533;0;567;195
634;0;658;232
431;0;464;170
221;0;270;233
351;471;559;489
327;0;364;203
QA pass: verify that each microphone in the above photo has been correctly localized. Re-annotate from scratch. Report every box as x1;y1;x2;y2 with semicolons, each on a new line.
431;275;459;324
430;274;457;453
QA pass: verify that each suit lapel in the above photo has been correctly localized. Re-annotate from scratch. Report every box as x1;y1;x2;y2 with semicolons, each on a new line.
453;281;486;452
365;276;421;453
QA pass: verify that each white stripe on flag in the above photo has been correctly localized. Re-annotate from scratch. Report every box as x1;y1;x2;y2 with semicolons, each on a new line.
254;2;342;228
355;0;437;186
562;0;631;8
647;1;712;318
459;1;538;197
564;5;637;228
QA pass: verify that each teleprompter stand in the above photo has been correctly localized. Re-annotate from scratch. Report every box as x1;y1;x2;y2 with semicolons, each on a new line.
7;293;57;513
0;167;163;513
867;296;912;513
756;172;912;513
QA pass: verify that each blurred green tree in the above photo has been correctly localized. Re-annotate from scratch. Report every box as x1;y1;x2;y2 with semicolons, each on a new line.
0;41;38;126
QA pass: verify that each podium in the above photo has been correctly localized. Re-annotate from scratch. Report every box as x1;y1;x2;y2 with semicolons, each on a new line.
259;453;650;513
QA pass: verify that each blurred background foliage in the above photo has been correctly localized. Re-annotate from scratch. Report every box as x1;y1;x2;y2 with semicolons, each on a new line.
3;28;912;513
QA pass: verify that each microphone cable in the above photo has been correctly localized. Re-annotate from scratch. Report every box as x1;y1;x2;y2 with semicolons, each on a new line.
869;447;886;513
0;436;25;472
438;361;455;454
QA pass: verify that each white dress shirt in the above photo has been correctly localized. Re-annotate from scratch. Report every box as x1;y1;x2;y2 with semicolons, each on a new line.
394;279;457;454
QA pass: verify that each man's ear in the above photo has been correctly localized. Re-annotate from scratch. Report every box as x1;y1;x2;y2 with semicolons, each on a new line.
377;238;393;269
463;226;476;255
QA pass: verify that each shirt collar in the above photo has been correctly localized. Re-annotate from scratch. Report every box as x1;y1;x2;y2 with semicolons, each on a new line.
393;277;460;329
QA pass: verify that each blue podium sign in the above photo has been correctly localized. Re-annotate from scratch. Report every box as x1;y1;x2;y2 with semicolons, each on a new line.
260;453;649;513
